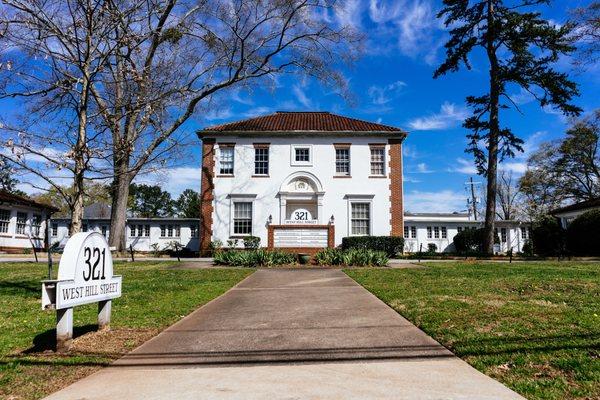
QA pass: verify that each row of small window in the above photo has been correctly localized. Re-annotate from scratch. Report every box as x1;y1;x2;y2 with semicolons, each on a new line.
129;224;199;238
219;144;386;177
0;209;42;236
231;201;371;236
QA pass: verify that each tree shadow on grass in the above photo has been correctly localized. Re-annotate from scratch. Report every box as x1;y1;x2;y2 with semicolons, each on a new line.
22;324;99;353
451;332;600;357
0;280;40;296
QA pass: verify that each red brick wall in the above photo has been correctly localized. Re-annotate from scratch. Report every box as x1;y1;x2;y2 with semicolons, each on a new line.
388;138;404;237
200;138;216;255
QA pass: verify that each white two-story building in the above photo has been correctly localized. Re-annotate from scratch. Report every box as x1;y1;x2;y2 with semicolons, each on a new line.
197;111;406;254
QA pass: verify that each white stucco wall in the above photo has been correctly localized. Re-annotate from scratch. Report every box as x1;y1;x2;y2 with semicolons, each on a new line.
208;136;394;247
51;219;200;252
403;216;530;254
0;205;50;250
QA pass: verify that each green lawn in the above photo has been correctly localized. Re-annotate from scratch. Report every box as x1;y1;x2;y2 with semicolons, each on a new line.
346;262;600;400
0;261;252;400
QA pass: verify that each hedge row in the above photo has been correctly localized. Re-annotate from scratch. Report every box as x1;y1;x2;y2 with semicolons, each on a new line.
213;249;296;267
532;210;600;257
341;236;404;257
314;248;388;266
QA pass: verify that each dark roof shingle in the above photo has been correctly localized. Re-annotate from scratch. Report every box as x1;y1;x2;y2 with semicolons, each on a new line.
199;111;405;134
0;190;60;212
550;198;600;215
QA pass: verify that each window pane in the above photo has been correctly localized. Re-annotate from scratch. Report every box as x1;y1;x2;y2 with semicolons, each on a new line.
220;147;234;175
351;203;370;235
234;202;253;235
410;226;417;238
0;209;10;233
335;148;350;175
370;148;385;175
16;212;27;235
295;148;310;162
254;147;269;175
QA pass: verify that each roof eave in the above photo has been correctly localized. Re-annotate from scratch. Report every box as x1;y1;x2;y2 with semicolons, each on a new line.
196;130;407;139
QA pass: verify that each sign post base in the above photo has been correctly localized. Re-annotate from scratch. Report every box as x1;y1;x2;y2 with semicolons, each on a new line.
98;300;111;331
56;307;73;352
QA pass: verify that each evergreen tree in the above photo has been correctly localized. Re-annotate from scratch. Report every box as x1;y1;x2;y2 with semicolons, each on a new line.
434;0;581;253
0;160;24;195
175;189;200;218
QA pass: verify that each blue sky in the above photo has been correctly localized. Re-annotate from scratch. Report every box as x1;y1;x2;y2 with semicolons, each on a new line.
6;0;599;212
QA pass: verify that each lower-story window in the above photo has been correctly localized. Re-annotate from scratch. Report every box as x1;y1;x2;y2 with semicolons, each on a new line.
0;209;11;233
32;214;42;236
16;212;27;235
410;226;416;238
351;202;370;235
441;226;447;239
233;202;253;235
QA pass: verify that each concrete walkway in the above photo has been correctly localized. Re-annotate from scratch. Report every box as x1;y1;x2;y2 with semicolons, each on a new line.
45;269;524;399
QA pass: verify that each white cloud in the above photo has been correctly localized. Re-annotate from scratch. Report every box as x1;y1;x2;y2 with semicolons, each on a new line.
408;102;468;130
293;84;313;108
395;0;439;61
242;107;273;118
416;162;433;173
335;0;363;29
204;108;232;121
404;190;466;213
367;80;406;105
402;144;420;159
451;157;477;174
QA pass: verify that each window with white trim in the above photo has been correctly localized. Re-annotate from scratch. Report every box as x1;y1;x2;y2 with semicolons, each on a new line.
351;202;370;235
254;146;269;175
175;225;181;237
144;225;150;237
190;224;198;238
441;226;447;239
219;146;234;175
291;145;312;166
233;202;253;235
52;223;58;236
32;214;42;236
501;227;507;243
427;226;432;239
335;147;350;176
521;227;527;239
410;226;417;238
404;226;409;238
160;225;166;237
0;209;10;233
370;146;385;176
167;225;174;237
16;212;27;235
434;226;440;239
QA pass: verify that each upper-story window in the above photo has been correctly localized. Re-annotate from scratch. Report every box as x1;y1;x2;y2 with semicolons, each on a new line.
219;145;235;175
16;212;27;235
370;145;385;176
335;145;351;176
254;144;269;176
0;209;10;233
291;145;312;166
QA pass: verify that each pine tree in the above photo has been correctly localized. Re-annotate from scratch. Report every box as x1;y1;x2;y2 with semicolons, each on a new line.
434;0;581;253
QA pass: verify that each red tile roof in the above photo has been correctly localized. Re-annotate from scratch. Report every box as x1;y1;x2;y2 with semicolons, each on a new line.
0;190;60;212
199;111;405;134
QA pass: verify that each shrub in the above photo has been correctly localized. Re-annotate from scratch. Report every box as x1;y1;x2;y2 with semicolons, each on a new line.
566;210;600;256
243;236;260;249
341;236;404;257
314;248;388;267
531;215;564;257
427;243;437;253
453;228;486;254
521;239;534;257
210;240;223;251
226;238;239;248
213;249;295;267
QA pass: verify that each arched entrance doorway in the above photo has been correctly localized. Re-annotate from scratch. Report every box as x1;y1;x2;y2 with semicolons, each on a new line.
268;172;333;250
278;172;324;224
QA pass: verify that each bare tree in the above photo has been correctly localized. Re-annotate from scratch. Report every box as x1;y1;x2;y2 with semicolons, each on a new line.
495;170;521;220
0;0;126;233
572;1;600;68
88;0;361;251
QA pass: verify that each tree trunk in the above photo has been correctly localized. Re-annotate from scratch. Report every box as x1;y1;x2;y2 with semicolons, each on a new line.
109;157;131;252
484;0;499;254
69;70;91;236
